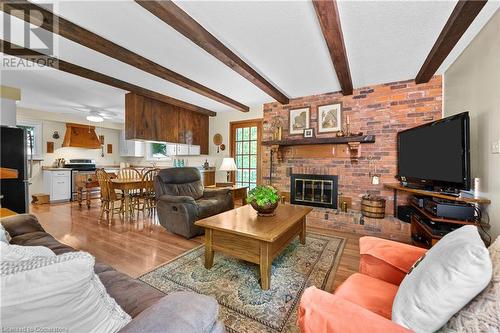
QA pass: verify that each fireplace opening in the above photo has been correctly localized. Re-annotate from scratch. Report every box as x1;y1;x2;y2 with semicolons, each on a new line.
290;174;338;209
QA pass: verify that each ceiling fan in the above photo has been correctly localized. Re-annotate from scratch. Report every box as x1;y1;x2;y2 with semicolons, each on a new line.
71;106;119;123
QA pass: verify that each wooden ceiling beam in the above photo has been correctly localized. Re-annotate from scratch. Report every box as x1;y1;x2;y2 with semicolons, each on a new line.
312;0;353;95
1;1;247;112
415;0;488;84
135;0;290;104
1;40;216;116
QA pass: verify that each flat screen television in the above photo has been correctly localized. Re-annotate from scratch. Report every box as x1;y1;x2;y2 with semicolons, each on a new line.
397;112;470;192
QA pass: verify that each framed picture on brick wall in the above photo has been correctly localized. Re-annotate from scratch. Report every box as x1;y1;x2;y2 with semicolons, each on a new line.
318;103;342;133
289;107;310;135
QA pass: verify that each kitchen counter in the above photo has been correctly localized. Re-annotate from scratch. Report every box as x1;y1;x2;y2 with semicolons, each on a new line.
42;167;71;171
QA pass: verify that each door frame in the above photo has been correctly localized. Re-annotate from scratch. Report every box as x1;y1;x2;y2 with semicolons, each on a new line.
229;118;263;186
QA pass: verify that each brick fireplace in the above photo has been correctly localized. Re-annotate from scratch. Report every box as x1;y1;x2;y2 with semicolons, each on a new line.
262;76;443;241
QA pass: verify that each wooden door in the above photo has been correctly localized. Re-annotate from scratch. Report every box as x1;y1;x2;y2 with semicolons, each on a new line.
230;119;263;190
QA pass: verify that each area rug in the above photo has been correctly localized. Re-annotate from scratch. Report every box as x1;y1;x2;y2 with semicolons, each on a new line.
139;232;345;333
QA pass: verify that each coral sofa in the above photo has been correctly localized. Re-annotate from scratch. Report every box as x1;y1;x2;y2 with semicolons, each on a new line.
298;236;426;333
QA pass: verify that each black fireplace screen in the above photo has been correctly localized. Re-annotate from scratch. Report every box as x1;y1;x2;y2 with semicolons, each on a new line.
290;174;338;209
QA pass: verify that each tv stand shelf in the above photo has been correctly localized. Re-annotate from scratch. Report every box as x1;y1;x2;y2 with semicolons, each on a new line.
384;183;491;209
384;183;491;248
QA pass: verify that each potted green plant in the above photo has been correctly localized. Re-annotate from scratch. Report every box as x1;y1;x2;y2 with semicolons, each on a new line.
247;185;280;216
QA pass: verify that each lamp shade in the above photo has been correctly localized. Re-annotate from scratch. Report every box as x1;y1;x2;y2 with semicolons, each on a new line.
219;157;237;171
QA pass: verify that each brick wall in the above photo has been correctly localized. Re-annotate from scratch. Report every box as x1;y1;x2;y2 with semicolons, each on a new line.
262;76;443;240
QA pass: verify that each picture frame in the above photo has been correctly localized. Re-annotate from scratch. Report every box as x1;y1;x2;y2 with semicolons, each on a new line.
303;128;314;138
318;103;342;133
289;107;310;135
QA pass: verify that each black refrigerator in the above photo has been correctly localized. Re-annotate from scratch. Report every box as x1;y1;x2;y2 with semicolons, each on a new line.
1;126;29;213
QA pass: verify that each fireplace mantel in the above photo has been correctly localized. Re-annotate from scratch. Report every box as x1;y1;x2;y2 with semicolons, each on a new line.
263;135;375;162
262;135;375;147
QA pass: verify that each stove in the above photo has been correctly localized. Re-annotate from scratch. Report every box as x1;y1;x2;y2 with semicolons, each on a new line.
64;159;97;171
64;159;97;200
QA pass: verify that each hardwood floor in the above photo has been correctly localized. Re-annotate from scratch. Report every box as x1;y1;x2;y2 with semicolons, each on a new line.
30;201;360;291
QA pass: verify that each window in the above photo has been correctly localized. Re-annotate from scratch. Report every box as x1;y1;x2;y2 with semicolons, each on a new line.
17;120;42;160
146;142;170;161
231;120;262;190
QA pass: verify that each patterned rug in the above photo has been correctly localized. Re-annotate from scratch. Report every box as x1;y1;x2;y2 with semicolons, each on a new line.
139;232;345;333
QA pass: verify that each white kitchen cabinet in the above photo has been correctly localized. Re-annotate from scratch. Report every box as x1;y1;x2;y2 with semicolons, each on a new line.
119;130;144;157
166;143;177;156
176;144;190;156
188;145;200;156
43;169;71;202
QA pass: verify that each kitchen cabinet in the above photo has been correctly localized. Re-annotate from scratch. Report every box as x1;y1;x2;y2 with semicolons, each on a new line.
176;144;190;156
166;143;177;156
125;93;208;154
119;130;144;157
188;145;200;156
43;169;71;202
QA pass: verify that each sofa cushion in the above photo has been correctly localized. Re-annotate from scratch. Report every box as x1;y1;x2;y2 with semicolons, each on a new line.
119;292;220;333
98;270;165;318
9;231;75;255
392;225;492;333
439;235;500;332
1;214;45;238
196;198;230;219
1;251;131;333
335;272;398;319
359;236;427;285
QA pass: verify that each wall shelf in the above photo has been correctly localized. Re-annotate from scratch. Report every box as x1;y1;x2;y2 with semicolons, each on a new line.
262;135;375;147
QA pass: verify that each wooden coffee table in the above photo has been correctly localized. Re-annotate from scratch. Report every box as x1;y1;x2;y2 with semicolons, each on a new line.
195;204;312;290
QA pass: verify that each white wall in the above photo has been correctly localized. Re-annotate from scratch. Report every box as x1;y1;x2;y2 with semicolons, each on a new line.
444;10;500;239
208;106;264;182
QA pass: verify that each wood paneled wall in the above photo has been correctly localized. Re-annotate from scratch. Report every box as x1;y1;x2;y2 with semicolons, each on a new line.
125;93;209;154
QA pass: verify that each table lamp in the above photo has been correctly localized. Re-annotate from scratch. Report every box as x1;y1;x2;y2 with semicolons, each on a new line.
219;157;237;183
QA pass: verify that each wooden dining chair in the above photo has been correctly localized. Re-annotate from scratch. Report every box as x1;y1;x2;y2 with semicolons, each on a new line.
133;168;160;218
117;167;141;180
117;167;141;214
95;169;125;224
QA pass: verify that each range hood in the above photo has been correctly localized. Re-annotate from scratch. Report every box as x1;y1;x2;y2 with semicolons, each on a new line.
62;123;101;149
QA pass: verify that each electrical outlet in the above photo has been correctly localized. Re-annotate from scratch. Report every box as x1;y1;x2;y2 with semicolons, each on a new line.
491;140;500;154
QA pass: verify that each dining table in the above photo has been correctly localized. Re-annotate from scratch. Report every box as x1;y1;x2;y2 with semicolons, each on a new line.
109;178;153;220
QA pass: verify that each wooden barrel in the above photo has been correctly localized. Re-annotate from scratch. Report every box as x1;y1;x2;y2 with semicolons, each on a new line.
361;195;386;219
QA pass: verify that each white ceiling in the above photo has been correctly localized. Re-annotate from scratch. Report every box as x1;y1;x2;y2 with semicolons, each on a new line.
1;0;499;122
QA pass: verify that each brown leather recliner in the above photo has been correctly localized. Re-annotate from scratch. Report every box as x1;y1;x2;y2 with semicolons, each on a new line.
154;167;234;238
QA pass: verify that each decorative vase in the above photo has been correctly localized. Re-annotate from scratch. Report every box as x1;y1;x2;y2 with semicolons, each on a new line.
250;200;279;217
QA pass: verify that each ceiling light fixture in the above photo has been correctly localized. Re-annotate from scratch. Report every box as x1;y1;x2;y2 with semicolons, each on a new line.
87;114;104;123
86;111;104;123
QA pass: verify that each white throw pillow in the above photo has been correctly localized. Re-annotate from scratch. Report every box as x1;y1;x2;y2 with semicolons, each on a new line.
0;223;11;243
0;242;55;261
392;225;492;333
1;251;131;333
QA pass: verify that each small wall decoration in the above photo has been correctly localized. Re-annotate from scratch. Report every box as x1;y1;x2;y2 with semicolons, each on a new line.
213;133;223;153
303;128;314;138
318;103;342;133
52;131;60;139
99;135;105;145
46;141;54;153
107;144;113;154
289;107;310;135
